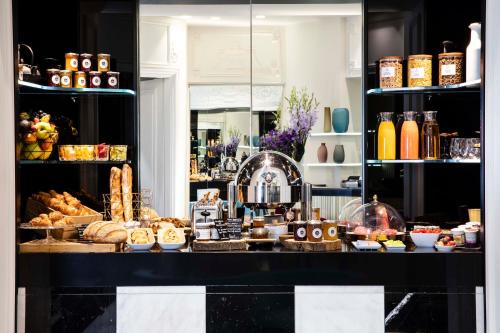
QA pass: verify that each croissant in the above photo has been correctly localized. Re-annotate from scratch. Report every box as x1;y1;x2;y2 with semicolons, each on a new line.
49;190;65;201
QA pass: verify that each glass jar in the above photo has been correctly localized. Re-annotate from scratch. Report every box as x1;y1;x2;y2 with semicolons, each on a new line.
94;144;110;161
421;111;440;160
379;56;403;88
438;52;464;86
74;145;95;161
97;53;111;72
400;111;419;160
89;71;102;88
74;71;87;88
408;54;432;87
293;221;307;241
79;53;93;72
110;145;127;161
377;112;396;160
65;53;79;71
59;70;72;88
106;71;120;88
253;216;265;228
307;220;322;242
322;220;338;241
46;69;60;87
58;145;76;161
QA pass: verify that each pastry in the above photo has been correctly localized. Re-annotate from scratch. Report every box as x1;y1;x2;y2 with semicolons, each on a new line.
160;226;183;244
109;167;124;222
30;216;51;227
53;220;66;227
48;211;64;222
83;221;127;243
121;164;133;221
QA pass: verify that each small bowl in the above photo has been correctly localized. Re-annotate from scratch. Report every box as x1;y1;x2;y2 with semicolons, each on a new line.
410;232;440;247
435;244;455;252
158;242;185;250
251;227;269;239
127;243;155;251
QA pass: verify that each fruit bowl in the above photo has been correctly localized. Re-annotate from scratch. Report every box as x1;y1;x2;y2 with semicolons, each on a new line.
435;244;455;252
410;231;440;247
21;131;58;160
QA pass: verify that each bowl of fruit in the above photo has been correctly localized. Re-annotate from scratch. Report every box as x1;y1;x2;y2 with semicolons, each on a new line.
410;226;441;247
435;236;456;252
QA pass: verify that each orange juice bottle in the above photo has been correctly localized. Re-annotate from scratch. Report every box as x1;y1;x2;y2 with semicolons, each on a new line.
378;112;396;160
400;111;419;159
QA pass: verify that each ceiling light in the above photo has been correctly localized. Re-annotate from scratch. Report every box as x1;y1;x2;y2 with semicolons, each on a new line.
210;16;221;21
255;15;266;19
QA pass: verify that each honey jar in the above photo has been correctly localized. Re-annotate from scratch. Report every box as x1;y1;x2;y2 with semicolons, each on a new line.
79;53;93;72
46;69;60;87
307;220;322;242
253;216;265;228
438;52;464;86
97;53;111;72
106;71;119;88
379;56;403;88
74;71;87;88
408;54;432;87
59;70;72;88
89;71;102;88
322;220;338;241
312;207;321;220
65;53;79;71
293;221;307;241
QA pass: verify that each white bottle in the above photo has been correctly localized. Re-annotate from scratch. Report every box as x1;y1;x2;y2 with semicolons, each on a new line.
466;22;481;82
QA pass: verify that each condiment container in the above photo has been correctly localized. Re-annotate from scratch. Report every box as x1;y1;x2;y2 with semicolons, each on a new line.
322;220;338;241
58;145;76;161
106;71;120;88
438;52;464;86
65;53;79;71
464;228;479;248
89;71;102;88
74;145;95;161
46;69;60;87
74;71;87;88
79;53;93;72
312;207;321;220
253;216;265;228
451;228;465;247
59;70;72;88
94;144;110;161
379;56;403;88
307;220;323;242
195;223;211;241
294;221;307;241
98;53;111;72
109;145;127;161
408;54;432;87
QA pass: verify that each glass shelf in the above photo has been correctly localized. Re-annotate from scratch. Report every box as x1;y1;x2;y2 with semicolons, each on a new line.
19;160;132;165
310;132;362;137
305;163;362;167
366;159;480;165
366;80;480;95
18;80;136;96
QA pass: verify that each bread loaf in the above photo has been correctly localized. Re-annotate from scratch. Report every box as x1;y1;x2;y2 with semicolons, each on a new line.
83;221;127;243
110;167;124;222
121;164;133;221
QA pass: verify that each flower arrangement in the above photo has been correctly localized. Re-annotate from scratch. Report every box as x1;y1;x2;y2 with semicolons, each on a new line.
225;128;241;157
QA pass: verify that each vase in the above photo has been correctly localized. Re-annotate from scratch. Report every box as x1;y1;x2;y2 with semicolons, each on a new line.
466;22;481;82
323;107;332;132
317;143;328;163
292;143;305;163
332;108;349;133
333;144;345;163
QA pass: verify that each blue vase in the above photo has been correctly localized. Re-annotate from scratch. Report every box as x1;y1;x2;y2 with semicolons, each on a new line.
332;108;349;133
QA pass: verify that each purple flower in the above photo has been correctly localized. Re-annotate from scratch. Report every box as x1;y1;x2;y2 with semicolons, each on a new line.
225;135;240;156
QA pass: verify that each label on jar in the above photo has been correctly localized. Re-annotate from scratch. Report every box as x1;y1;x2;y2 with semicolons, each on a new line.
410;67;425;79
327;226;337;238
108;76;117;87
92;76;101;87
441;64;456;76
312;228;322;239
78;77;86;87
70;59;78;68
296;227;306;238
51;75;60;85
82;59;91;69
61;76;70;86
99;59;108;69
381;66;396;77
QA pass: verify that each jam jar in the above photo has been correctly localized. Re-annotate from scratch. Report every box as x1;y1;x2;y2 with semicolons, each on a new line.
46;69;60;87
379;56;403;88
322;220;338;241
79;53;93;72
74;71;87;88
89;71;102;88
65;53;79;71
307;220;322;242
408;54;432;87
97;53;111;72
106;71;119;88
59;70;72;88
293;221;307;241
438;52;464;86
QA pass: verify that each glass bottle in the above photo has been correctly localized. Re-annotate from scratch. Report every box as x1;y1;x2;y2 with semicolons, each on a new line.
400;111;419;159
377;112;396;160
421;111;440;160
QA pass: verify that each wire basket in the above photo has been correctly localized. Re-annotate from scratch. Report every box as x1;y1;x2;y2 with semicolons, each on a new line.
20;131;59;160
102;193;145;221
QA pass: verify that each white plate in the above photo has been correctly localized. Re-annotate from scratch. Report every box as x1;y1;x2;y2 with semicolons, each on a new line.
158;242;185;250
127;243;155;251
435;244;455;252
352;240;381;250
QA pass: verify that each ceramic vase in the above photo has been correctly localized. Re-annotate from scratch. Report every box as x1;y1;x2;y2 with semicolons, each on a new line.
332;108;349;133
333;144;345;163
466;22;481;82
323;107;332;132
317;143;328;163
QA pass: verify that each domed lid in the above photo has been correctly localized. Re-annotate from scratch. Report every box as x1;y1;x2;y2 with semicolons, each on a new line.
338;198;362;224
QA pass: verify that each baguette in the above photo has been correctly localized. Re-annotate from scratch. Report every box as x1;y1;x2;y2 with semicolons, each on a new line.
110;167;124;222
121;164;133;221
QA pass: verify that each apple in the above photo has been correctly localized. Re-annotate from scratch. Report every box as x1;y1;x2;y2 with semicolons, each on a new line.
23;133;37;144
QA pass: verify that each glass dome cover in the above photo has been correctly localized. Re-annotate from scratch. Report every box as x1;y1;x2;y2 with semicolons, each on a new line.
338;198;362;225
346;195;405;239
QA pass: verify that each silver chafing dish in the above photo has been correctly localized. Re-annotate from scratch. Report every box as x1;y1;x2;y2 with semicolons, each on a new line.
227;151;312;219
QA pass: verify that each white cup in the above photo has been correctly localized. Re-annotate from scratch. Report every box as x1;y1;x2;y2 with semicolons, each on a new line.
464;229;479;247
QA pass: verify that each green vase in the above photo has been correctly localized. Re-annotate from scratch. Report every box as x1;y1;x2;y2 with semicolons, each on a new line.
332;108;349;133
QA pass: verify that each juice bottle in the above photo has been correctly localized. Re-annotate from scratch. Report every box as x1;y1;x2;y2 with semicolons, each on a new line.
378;112;396;160
400;111;419;159
421;111;440;160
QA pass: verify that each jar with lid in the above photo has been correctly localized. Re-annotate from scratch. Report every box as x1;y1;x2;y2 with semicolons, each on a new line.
106;71;119;88
438;52;464;86
46;69;60;87
293;221;307;241
307;220;323;242
322;220;338;241
98;53;111;72
89;71;102;88
59;70;72;88
79;53;93;72
74;71;87;88
65;53;79;71
408;54;432;87
379;56;403;88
